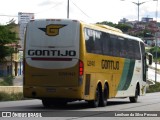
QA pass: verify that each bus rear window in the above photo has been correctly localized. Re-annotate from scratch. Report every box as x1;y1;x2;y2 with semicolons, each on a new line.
26;22;79;48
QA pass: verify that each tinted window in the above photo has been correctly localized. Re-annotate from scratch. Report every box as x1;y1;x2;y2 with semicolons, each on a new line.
85;28;102;54
133;40;141;60
101;32;111;55
85;28;141;60
119;37;127;58
110;35;120;57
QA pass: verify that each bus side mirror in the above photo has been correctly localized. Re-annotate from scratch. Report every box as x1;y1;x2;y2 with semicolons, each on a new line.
147;53;153;65
148;54;153;65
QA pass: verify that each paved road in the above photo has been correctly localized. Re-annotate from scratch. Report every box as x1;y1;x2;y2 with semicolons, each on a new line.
0;92;160;120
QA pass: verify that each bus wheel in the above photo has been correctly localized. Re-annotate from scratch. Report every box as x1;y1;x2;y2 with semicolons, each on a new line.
129;85;139;103
54;100;67;106
88;86;100;108
100;84;108;107
42;99;52;108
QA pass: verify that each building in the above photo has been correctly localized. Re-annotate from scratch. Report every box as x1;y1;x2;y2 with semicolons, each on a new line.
119;17;160;47
0;25;23;77
141;17;153;23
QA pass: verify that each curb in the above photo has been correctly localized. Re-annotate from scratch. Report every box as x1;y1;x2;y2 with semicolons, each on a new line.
0;86;23;94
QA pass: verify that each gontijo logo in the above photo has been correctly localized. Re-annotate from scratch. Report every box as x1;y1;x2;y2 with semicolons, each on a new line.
39;24;66;36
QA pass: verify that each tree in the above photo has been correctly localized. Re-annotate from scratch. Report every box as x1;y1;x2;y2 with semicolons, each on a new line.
0;24;17;62
97;21;116;27
149;47;160;60
115;24;131;33
96;21;131;33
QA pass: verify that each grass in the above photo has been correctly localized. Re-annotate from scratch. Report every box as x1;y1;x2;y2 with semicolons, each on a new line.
0;92;24;101
0;76;13;86
146;82;160;93
0;76;24;101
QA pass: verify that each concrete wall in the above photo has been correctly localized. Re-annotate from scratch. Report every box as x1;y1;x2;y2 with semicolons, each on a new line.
0;86;23;94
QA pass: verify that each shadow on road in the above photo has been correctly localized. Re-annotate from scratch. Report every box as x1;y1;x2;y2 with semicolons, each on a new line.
26;100;131;111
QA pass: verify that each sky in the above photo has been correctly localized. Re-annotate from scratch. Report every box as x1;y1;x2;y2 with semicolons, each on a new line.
0;0;160;24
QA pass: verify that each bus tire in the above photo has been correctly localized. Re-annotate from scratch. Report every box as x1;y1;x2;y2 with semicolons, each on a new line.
54;100;67;106
129;85;139;103
42;99;52;108
88;86;100;108
100;84;108;107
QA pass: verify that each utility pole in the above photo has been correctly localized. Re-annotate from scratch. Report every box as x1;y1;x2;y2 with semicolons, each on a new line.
121;0;156;21
154;0;158;83
132;0;147;21
67;0;69;18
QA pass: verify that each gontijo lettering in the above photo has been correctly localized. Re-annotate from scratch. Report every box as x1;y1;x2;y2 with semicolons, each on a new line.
101;59;119;70
28;50;76;57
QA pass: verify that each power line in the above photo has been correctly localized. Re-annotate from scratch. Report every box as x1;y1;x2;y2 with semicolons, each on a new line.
0;1;65;17
70;0;91;18
0;0;93;21
35;1;65;14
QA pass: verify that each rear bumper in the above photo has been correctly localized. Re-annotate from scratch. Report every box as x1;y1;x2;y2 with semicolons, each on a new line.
23;86;83;100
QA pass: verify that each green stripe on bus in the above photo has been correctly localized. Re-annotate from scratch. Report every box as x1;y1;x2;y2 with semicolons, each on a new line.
117;59;135;91
122;59;135;90
117;59;130;90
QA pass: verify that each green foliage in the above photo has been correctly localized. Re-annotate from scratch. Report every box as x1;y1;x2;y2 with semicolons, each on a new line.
115;24;131;33
0;92;24;101
96;21;131;32
0;76;13;86
129;29;154;38
0;25;17;45
149;47;160;60
0;45;14;61
97;21;117;27
146;82;160;93
0;24;17;62
96;21;156;38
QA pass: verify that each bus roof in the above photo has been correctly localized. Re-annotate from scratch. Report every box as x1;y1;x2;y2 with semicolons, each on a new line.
29;18;144;43
95;24;123;33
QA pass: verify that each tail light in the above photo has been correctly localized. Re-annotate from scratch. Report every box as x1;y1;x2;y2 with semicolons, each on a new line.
79;60;84;76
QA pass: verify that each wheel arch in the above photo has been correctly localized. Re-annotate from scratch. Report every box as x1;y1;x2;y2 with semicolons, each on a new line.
136;82;140;96
97;81;102;93
104;81;109;98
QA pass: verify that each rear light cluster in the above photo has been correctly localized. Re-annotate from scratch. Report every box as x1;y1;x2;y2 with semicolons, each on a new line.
79;60;84;76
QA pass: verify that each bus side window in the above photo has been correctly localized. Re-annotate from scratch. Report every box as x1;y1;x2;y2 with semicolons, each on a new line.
86;36;94;53
85;28;95;53
128;39;135;59
133;41;141;60
118;37;125;58
95;37;102;54
101;33;110;55
123;38;129;58
85;28;102;54
110;34;120;57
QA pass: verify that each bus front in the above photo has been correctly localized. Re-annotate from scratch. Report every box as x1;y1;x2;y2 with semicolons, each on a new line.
23;19;84;106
